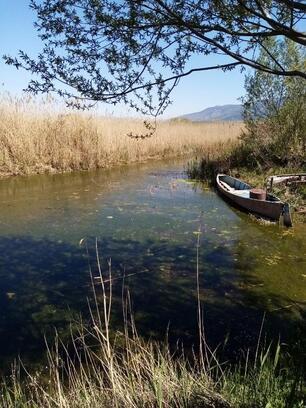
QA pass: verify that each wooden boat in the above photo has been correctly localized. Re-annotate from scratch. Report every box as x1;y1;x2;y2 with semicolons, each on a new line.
216;174;292;226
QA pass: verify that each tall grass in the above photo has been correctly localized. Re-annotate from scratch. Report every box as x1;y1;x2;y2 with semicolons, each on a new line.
0;248;304;408
186;140;238;182
0;95;242;177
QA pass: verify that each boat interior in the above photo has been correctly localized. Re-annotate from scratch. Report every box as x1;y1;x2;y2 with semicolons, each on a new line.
218;175;251;192
218;175;280;202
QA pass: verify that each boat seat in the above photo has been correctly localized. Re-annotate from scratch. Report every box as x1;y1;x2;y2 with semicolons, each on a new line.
233;190;250;198
219;180;235;192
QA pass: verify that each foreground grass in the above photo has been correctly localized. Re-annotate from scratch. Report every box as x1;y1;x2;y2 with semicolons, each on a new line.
0;267;304;408
1;335;304;408
0;96;242;177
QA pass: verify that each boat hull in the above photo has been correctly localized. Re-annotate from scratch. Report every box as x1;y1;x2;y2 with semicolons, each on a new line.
217;175;284;221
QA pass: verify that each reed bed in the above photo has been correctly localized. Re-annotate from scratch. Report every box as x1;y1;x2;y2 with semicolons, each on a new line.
0;95;243;177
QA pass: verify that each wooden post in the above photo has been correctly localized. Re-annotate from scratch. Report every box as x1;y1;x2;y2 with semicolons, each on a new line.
283;203;293;228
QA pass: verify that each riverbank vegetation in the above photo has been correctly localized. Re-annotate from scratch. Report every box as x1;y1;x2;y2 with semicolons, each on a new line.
1;271;305;408
1;330;304;408
188;39;305;215
0;95;242;178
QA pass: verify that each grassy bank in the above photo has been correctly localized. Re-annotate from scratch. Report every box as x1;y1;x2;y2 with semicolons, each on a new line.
1;333;304;408
0;96;242;178
1;271;305;408
187;143;306;217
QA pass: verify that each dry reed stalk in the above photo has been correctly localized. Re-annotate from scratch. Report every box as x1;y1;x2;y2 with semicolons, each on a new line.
0;245;230;408
0;96;243;177
0;245;302;408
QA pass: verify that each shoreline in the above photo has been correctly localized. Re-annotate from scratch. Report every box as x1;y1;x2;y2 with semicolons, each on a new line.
0;151;194;180
187;155;306;223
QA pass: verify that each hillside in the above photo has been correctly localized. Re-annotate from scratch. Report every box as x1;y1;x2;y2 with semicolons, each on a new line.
178;104;243;122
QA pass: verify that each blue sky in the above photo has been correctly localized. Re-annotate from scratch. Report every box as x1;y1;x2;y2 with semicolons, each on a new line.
0;1;246;117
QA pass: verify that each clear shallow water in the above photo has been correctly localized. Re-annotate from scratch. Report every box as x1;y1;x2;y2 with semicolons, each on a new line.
0;160;305;369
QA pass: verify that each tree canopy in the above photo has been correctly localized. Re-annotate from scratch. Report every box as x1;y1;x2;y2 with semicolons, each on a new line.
4;0;306;114
241;37;305;167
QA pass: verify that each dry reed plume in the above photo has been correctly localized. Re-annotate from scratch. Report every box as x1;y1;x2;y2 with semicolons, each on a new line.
0;95;243;177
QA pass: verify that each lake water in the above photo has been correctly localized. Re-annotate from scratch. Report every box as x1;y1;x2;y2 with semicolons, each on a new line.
0;159;305;370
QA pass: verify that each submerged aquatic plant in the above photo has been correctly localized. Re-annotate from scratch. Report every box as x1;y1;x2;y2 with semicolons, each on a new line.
0;245;304;408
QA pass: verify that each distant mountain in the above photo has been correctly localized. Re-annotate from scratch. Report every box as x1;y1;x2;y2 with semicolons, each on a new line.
177;104;243;122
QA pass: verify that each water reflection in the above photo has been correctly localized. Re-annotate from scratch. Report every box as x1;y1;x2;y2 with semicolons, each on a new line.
0;160;305;370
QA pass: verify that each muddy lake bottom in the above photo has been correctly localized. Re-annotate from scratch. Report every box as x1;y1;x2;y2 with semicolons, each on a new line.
0;159;305;371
